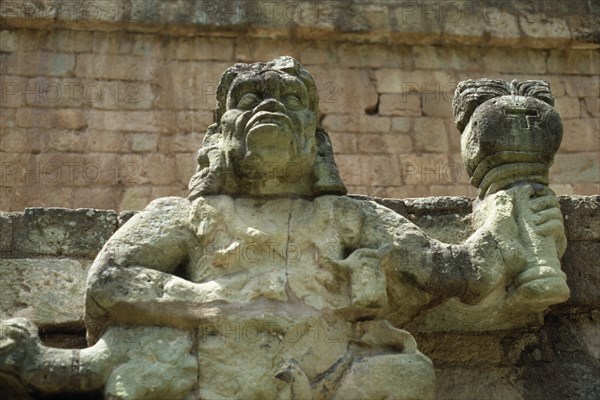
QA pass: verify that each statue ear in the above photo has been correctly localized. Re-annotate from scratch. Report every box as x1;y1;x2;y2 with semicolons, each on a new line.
312;127;347;195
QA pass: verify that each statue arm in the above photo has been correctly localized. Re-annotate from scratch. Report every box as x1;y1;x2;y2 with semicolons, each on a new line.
341;189;565;312
85;197;216;342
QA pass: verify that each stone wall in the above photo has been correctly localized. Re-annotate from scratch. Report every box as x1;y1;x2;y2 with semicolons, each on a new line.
1;0;599;211
1;195;598;399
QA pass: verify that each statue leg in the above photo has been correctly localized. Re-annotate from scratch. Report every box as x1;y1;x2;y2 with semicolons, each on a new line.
334;320;435;400
0;318;110;396
102;325;197;400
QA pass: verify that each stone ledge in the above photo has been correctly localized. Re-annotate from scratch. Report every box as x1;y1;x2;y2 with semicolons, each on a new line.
1;0;598;48
1;195;597;256
0;195;597;332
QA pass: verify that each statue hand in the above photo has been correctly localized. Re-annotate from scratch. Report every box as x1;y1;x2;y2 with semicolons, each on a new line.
526;186;567;257
469;184;569;304
0;318;41;377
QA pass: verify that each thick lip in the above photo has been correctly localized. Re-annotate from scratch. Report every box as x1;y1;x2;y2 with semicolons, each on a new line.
245;111;293;134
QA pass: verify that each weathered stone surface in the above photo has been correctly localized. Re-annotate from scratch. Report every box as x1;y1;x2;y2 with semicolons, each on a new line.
558;241;600;310
559;195;600;241
0;258;87;329
11;208;117;258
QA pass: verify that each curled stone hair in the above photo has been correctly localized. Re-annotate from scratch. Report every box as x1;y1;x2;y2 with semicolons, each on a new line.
188;56;347;199
452;79;554;133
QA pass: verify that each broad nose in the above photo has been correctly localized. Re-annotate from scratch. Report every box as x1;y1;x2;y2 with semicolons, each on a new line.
254;97;286;113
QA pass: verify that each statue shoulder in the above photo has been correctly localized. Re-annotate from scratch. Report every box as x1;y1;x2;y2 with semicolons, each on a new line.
110;196;193;243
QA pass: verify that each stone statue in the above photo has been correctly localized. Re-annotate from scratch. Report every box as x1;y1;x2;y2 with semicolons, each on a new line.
0;57;569;399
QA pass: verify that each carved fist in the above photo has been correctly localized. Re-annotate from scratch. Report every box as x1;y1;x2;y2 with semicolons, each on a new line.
0;318;41;377
474;183;569;304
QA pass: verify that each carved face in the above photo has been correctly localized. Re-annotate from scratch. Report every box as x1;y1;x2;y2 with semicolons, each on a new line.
219;70;318;178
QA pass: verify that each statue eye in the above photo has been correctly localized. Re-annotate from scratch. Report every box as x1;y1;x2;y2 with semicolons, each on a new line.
283;95;303;110
237;93;260;110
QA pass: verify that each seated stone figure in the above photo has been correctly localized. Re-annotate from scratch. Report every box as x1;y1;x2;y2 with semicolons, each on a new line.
0;57;569;399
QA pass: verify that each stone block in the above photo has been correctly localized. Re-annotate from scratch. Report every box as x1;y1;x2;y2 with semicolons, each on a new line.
357;133;412;154
482;48;546;74
154;111;214;135
130;33;165;57
87;110;159;132
131;133;158;152
0;51;75;77
322;114;391;133
415;332;503;365
554;97;581;119
573;183;600;196
75;54;158;81
414;46;482;71
413;118;449;153
119;186;152;211
559;196;600;241
139;154;178;185
92;31;135;54
520;16;570;40
46;129;86;152
551;152;599;184
337;43;412;68
584;96;599;117
548;49;600;74
87;80;155;111
398;153;451;185
298;41;338;66
153;61;232;111
561;118;599;152
375;69;455;95
44;30;93;53
335;154;400;186
71;187;121;211
422;91;453;117
15;108;87;130
328;132;357;154
168;36;234;61
429;184;476;199
0;30;18;52
435;367;522;400
308;66;378;114
9;186;74;210
391;117;412;133
379;93;422;116
0;258;88;329
563;76;600;98
32;152;121;187
151;185;184;199
85;130;133;153
158;131;205;153
0;212;19;254
175;152;196;184
1;107;16;129
0;128;47;153
11;208;117;258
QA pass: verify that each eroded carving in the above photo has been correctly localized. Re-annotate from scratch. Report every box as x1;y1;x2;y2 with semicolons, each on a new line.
0;60;569;399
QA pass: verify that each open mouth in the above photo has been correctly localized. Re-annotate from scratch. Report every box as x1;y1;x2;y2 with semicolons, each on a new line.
245;111;293;134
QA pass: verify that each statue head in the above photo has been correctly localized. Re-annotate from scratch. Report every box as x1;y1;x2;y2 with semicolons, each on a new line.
189;56;347;198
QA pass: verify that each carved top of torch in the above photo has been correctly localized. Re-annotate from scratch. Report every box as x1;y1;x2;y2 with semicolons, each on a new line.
452;79;563;198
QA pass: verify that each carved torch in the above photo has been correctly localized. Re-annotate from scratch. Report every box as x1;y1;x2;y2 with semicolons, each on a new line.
453;79;570;304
